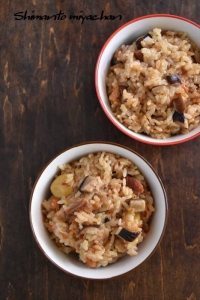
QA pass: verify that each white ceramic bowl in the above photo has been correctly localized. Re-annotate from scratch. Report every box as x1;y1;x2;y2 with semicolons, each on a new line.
30;142;168;279
95;14;200;145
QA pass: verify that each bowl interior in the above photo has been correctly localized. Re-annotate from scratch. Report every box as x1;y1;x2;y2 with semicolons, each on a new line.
96;15;200;145
30;142;167;279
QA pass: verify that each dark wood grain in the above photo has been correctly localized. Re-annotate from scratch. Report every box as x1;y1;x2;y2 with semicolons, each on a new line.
0;1;199;299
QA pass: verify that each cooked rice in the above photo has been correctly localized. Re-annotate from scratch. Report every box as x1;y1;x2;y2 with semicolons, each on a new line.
106;28;200;139
42;152;155;268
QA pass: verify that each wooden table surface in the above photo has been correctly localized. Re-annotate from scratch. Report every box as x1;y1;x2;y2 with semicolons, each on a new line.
0;1;199;299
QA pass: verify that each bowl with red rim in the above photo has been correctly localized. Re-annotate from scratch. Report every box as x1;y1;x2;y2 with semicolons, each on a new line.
95;14;200;145
30;142;168;279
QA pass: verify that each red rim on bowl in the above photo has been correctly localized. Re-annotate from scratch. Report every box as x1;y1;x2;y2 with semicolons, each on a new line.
95;14;200;145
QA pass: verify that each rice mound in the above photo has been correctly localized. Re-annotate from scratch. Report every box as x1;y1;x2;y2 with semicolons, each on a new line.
106;28;200;139
42;152;155;268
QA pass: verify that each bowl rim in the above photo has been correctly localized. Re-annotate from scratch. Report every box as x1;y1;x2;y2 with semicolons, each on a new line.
29;141;168;279
95;14;200;146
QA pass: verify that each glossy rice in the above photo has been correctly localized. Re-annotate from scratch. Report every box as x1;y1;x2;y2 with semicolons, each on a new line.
42;152;154;268
106;28;200;139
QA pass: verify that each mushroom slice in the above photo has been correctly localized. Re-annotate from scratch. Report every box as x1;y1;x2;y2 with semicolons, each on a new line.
110;50;122;66
126;175;144;195
104;216;111;223
172;95;185;114
118;82;132;103
172;111;185;123
194;49;200;64
166;75;182;84
111;56;119;65
119;82;128;92
134;50;144;62
79;176;104;193
116;227;140;242
135;33;152;50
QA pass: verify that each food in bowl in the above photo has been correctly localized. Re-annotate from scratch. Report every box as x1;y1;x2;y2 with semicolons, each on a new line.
106;28;200;139
30;142;167;278
42;151;155;268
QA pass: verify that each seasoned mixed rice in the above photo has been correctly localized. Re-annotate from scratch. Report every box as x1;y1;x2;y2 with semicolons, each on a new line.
42;152;155;268
106;28;200;139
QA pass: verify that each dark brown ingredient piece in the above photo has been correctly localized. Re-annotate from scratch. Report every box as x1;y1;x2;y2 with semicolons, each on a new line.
173;95;185;113
109;86;121;105
78;176;104;193
135;33;152;50
117;228;140;242
111;57;119;66
194;50;200;63
173;111;185;123
119;82;128;97
79;175;89;192
104;216;111;223
126;175;144;195
134;50;144;62
135;37;144;50
166;75;182;84
109;84;131;105
111;52;120;65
